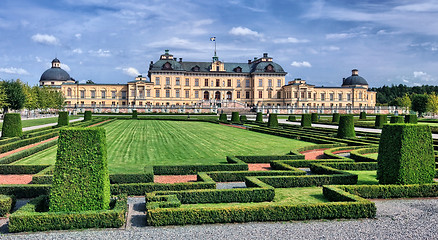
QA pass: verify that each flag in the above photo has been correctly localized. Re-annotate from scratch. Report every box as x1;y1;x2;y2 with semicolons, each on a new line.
210;37;216;41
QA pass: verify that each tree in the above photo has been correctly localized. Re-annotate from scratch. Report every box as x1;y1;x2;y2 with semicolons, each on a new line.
399;93;412;108
86;80;95;84
23;83;38;111
411;94;429;116
427;92;438;115
2;79;26;112
0;83;9;112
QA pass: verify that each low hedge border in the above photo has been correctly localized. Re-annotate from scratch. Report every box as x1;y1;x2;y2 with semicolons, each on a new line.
349;147;379;162
201;169;306;182
235;154;304;163
0;194;16;217
0;184;51;198
0;140;57;164
0;164;51;175
271;159;354;170
323;146;376;160
337;183;438;199
0;131;58;154
8;195;127;233
289;143;347;156
320;162;378;171
0;137;21;146
146;194;181;210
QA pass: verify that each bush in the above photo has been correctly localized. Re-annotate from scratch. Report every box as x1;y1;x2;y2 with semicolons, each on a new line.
287;115;296;121
49;127;110;212
0;164;51;175
57;111;69;126
132;110;138;119
404;114;417;124
0;194;15;217
337;115;356;139
240;115;247;122
390;116;403;123
256;112;263;122
374;115;387;128
0;184;51;198
332;113;340;123
0;131;58;154
377;124;435;184
231;112;240;123
267;114;278;128
359;112;367;120
301;114;312;128
219;113;227;122
153;157;248;175
311;113;318;123
84;110;92;121
339;183;438;199
1;113;22;138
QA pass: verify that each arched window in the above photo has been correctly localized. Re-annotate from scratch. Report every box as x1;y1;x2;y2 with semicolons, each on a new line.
204;91;209;100
226;91;232;100
67;88;72;97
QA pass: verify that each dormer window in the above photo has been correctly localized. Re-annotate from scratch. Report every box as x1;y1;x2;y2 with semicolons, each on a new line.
265;64;275;72
162;62;172;70
234;66;242;73
192;66;200;72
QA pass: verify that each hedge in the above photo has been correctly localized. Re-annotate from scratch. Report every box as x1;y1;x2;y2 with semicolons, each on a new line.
374;115;387;128
390;116;404;123
337;115;356;139
111;181;216;195
320;162;377;171
50;127;110;212
132;110;138;119
338;183;438;199
359;112;367;120
377;124;435;184
240;115;247;122
0;137;20;146
153;157;248;175
0;194;15;217
271;159;354;170
231;112;240;123
0;131;58;154
301;114;312;128
256;112;263;122
267;114;278;128
219;113;227;122
8;195;127;233
0;139;57;165
0;164;51;175
1;113;22;138
110;166;154;183
0;184;51;198
349;147;378;162
84;110;92;121
57;111;69;126
311;113;318;123
287;115;296;121
202;169;305;182
332;113;340;123
404;114;417;124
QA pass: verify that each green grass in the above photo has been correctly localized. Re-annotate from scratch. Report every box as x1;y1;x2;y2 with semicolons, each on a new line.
346;170;379;185
13;120;314;174
0;116;80;129
180;187;327;209
365;153;378;159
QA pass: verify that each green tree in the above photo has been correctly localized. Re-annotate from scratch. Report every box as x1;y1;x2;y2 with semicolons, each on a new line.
0;83;9;112
411;94;429;116
23;83;38;111
2;79;26;112
399;93;412;108
427;92;438;115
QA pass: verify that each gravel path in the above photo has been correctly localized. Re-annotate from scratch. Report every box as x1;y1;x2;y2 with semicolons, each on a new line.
1;198;437;239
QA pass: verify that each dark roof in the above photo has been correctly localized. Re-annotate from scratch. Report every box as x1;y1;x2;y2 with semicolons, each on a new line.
40;67;72;82
342;75;368;86
52;58;60;63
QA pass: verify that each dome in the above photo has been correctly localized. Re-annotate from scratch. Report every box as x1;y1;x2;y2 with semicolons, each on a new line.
342;69;368;86
39;58;72;82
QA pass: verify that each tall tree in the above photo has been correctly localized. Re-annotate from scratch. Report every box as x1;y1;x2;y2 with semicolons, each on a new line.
0;83;10;112
427;92;438;115
23;83;38;111
411;94;429;116
2;79;26;112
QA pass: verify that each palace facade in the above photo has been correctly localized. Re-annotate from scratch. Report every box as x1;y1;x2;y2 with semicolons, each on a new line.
39;50;376;110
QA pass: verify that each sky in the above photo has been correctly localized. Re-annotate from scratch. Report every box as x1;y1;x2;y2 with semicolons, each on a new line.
1;0;438;88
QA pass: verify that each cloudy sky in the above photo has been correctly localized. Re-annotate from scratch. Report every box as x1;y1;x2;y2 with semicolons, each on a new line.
1;0;438;87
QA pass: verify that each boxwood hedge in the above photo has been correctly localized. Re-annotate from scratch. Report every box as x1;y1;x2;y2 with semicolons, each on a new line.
57;111;69;126
267;114;278;128
84;110;92;121
256;112;263;122
219;113;227;122
231;112;240;123
1;113;22;138
311;113;318;123
337;115;356;139
359;112;367;120
287;115;296;121
0;194;15;217
390;116;403;123
301;114;312;128
332;113;340;123
132;110;138;119
374;115;387;128
404;114;417;124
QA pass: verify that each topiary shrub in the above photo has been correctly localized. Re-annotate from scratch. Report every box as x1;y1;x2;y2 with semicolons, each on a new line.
332;113;340;123
1;113;22;138
301;114;312;128
132;110;138;119
0;194;15;217
390;116;403;123
287;115;296;121
359;112;367;120
374;115;387;128
256;112;263;122
267;114;278;128
57;111;69;126
84;111;92;121
219;113;227;122
240;115;247;122
377;124;435;184
404;114;417;124
337;115;356;139
311;113;318;123
231;112;240;123
49;127;110;212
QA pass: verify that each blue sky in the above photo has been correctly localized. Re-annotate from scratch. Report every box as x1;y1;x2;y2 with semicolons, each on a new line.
1;0;438;88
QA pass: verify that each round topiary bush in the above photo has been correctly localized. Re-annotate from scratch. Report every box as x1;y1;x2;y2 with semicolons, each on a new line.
132;110;138;119
332;113;340;123
359;112;367;120
375;114;388;128
267;114;278;128
84;111;92;121
301;114;312;128
219;113;227;122
231;112;240;123
57;111;69;127
404;114;417;124
1;113;22;138
287;115;296;121
390;116;403;123
337;114;356;139
240;115;247;122
256;112;263;122
311;113;318;123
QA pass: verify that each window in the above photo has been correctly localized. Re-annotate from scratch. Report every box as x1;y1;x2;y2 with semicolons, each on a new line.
121;91;126;99
321;93;325;101
268;79;272;87
67;88;72;97
216;79;220;87
246;91;250;99
237;80;241;87
359;92;363;99
338;93;343;101
237;91;241;98
101;101;105;106
80;90;85;99
91;90;96;98
101;90;106;99
195;78;199;86
258;79;263;87
111;91;116;99
195;90;199;98
294;92;298;98
175;77;180;86
147;89;151;97
313;93;316;100
185;78;189;86
268;91;272;98
185;90;189;98
155;77;160;85
246;79;250;87
330;93;334;101
112;101;115;106
139;90;144;98
308;92;312;98
204;79;209;86
277;79;282;87
286;91;291;99
277;91;281;99
156;89;160;97
166;90;170;98
301;92;305;98
166;77;170;85
347;93;351;101
131;90;136;97
227;79;232;87
258;91;263;98
91;101;96;106
175;89;180;98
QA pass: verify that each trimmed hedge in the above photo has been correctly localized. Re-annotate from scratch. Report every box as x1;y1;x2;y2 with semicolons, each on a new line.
132;110;138;119
240;115;247;122
231;112;240;123
0;184;51;198
57;111;69;126
332;113;340;123
404;114;417;124
0;139;57;165
8;195;127;233
203;169;305;182
267;114;278;128
359;112;367;120
374;115;387;128
339;183;438;199
1;113;22;138
337;115;356;139
0;131;58;154
377;124;435;184
311;113;318;123
349;147;378;162
301;114;312;128
84;110;92;121
287;115;296;121
153;157;248;175
390;116;403;123
219;113;227;122
50;127;110;212
0;164;51;175
111;181;216;195
0;194;16;217
110;166;154;183
256;112;263;122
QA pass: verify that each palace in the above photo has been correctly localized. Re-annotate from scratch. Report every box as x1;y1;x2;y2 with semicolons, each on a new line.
39;50;376;111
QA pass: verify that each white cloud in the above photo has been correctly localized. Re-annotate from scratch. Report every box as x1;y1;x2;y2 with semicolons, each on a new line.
273;37;309;44
325;33;356;40
321;46;340;51
72;48;83;54
147;37;191;49
60;63;71;71
75;33;82;39
229;26;263;38
119;67;140;77
89;49;111;57
291;61;312;68
0;67;29;75
31;33;59;45
394;3;438;12
413;71;427;78
35;56;42;62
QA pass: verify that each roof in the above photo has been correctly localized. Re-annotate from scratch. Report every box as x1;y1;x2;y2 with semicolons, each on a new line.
342;74;368;86
40;67;72;82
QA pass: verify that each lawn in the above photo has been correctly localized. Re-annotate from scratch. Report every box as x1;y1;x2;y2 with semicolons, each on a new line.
0;115;81;129
14;120;315;173
346;170;379;185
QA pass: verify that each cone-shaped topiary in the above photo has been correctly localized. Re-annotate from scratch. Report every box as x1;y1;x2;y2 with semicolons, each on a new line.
256;112;263;122
332;113;340;123
404;114;417;124
231;112;240;123
287;115;296;121
240;115;247;122
84;111;92;121
301;114;312;128
337;115;356;138
377;124;435;184
267;114;278;128
375;114;387;128
57;111;69;127
359;112;367;120
1;113;22;138
390;115;403;123
132;110;138;119
219;113;227;122
311;113;318;123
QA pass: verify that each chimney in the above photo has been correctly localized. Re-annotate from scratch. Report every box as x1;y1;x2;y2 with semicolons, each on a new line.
263;53;268;58
179;58;182;62
352;69;359;76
